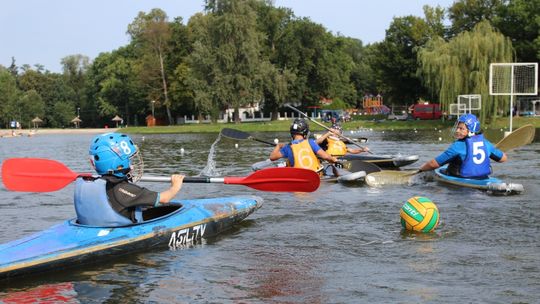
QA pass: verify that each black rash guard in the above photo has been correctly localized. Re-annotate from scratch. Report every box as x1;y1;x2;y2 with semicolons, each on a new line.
102;175;159;222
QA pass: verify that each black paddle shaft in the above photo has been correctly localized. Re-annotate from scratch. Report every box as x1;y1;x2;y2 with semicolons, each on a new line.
221;128;276;146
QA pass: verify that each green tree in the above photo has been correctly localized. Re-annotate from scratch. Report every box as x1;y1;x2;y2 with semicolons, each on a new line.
0;69;21;128
312;35;356;105
257;60;296;120
494;0;540;62
86;48;145;126
274;18;339;107
46;77;77;128
417;21;514;124
254;3;296;119
185;13;219;120
166;17;194;116
448;0;504;37
61;54;90;120
17;69;74;127
339;38;373;107
191;0;266;123
49;100;76;128
19;90;45;128
128;9;174;124
370;15;434;105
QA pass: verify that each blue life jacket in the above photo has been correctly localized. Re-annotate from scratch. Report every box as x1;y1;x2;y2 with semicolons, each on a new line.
461;134;491;178
74;177;142;227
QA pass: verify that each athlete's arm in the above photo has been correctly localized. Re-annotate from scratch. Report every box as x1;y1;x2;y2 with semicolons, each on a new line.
159;174;184;203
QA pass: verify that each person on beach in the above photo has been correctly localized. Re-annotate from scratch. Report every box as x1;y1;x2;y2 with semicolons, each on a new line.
418;114;507;178
269;118;340;172
316;123;370;156
74;133;184;226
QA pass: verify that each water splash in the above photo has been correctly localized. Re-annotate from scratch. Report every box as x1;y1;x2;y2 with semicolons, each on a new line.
199;133;221;177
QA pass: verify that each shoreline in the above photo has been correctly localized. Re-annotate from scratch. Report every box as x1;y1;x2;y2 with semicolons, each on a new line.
0;128;119;137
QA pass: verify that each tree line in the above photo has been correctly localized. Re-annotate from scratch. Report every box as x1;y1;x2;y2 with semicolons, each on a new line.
0;0;537;128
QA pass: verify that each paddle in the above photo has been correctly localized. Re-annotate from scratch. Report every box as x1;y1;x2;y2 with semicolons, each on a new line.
365;124;535;187
286;105;372;153
1;158;320;193
365;169;421;187
221;128;276;146
494;124;535;152
342;160;382;175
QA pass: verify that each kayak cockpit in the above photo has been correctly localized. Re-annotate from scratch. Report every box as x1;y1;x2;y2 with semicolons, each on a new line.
71;202;184;228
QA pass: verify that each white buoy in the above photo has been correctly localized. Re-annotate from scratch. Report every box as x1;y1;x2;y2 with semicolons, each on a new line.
382;131;385;134
438;137;442;141
235;143;239;149
438;130;442;133
180;148;185;155
141;136;145;141
274;138;279;144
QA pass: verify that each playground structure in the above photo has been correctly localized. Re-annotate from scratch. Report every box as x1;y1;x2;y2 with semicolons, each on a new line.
362;95;390;115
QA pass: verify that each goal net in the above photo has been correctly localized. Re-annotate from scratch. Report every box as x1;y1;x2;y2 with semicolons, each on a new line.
449;103;467;116
489;63;538;132
457;94;481;112
490;63;538;95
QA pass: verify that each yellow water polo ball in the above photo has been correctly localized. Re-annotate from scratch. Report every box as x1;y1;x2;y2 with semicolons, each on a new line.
400;196;439;232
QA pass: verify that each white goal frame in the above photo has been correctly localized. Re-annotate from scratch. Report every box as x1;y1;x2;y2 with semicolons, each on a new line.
457;94;482;113
449;103;467;116
489;62;538;132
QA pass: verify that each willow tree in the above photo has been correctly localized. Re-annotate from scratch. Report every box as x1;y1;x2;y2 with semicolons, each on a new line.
417;21;513;124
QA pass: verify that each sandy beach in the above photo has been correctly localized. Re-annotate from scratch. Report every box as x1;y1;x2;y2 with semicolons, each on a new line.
0;128;119;137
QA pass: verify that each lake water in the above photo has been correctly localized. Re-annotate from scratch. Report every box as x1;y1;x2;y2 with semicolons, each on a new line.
0;128;539;303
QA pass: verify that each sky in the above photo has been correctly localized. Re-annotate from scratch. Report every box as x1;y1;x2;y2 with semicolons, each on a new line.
0;0;456;73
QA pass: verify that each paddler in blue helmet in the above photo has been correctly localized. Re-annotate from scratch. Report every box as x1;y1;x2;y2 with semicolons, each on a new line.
269;118;339;172
419;114;507;178
74;133;184;227
316;122;370;156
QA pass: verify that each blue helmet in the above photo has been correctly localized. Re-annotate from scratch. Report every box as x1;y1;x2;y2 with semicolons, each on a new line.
458;114;480;134
89;133;141;178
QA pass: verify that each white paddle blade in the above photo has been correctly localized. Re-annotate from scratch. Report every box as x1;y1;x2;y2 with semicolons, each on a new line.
365;170;420;187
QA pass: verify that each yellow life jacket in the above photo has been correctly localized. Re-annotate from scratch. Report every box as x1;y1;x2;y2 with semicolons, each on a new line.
290;140;321;172
326;136;347;156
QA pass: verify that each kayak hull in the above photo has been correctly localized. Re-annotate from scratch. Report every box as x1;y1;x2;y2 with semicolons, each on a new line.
0;196;262;280
434;167;523;195
340;154;419;168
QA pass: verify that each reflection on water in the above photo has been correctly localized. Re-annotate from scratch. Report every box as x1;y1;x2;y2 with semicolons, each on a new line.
0;282;78;303
0;129;539;303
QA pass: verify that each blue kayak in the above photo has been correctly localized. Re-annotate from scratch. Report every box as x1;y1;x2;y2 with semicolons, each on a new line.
0;196;262;280
434;167;523;195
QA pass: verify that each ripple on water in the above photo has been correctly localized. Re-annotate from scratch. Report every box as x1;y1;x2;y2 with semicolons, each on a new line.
0;132;539;303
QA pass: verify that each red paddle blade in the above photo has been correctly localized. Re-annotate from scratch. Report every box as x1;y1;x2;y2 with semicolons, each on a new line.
224;167;320;192
2;158;84;192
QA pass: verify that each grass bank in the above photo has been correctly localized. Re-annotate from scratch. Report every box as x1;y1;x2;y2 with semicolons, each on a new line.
122;116;539;134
